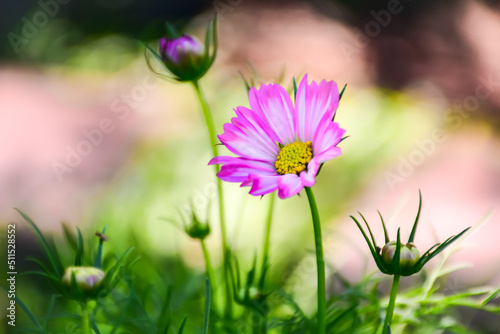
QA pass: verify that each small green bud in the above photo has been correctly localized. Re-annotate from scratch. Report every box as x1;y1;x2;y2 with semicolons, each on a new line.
382;241;420;272
62;266;105;291
186;222;210;240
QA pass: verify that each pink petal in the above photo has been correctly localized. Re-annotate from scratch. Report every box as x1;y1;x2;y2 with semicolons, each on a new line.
234;107;280;151
219;114;277;161
210;156;277;183
313;119;346;155
303;146;343;183
300;169;316;187
295;75;339;142
277;174;304;199
249;84;296;145
208;156;237;165
249;175;280;196
240;175;254;187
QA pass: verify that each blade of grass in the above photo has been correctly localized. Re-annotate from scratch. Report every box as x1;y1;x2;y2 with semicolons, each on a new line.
75;227;84;266
177;316;188;334
293;77;298;100
482;287;500;306
42;295;57;330
415;227;471;272
101;248;134;292
161;319;171;334
339;84;347;101
378;211;390;244
16;293;44;332
359;212;378;249
94;225;107;268
15;208;64;277
408;190;422;243
62;222;77;251
421;210;491;298
391;229;402;274
350;216;388;274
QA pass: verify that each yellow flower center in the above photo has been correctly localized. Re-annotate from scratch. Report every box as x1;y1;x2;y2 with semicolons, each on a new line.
275;141;312;175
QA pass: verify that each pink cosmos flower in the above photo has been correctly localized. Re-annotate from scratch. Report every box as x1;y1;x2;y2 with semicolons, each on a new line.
208;75;346;199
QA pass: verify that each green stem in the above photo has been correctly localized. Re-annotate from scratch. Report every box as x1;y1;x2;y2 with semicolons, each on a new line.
383;275;400;334
201;239;216;291
81;302;91;334
305;187;326;334
191;80;232;317
258;192;275;290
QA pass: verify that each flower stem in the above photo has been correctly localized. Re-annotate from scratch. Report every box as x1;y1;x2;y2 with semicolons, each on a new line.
305;187;326;334
259;192;275;290
201;239;216;291
81;302;91;334
383;275;401;334
191;80;232;317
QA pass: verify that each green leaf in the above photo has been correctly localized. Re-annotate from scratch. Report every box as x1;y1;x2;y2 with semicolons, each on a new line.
26;257;52;275
337;136;350;145
413;227;471;272
378;210;390;244
100;247;134;293
227;255;238;297
94;225;108;268
42;295;57;330
16;294;44;331
143;41;163;63
233;255;242;290
91;319;102;334
15;208;64;278
391;228;402;274
143;42;174;81
339;84;347;101
350;216;388;274
158;287;173;332
293;76;298;100
20;270;63;292
177;316;188;334
246;254;257;290
75;227;84;266
326;305;357;331
69;271;84;299
165;21;179;39
333;84;347;121
482;286;500;306
408;190;422;243
161;319;171;334
202;278;211;334
62;222;77;251
359;212;378;249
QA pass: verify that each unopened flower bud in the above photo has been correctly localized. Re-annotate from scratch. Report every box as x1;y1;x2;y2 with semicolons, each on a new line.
382;241;420;272
159;35;207;81
62;266;105;291
186;222;210;240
